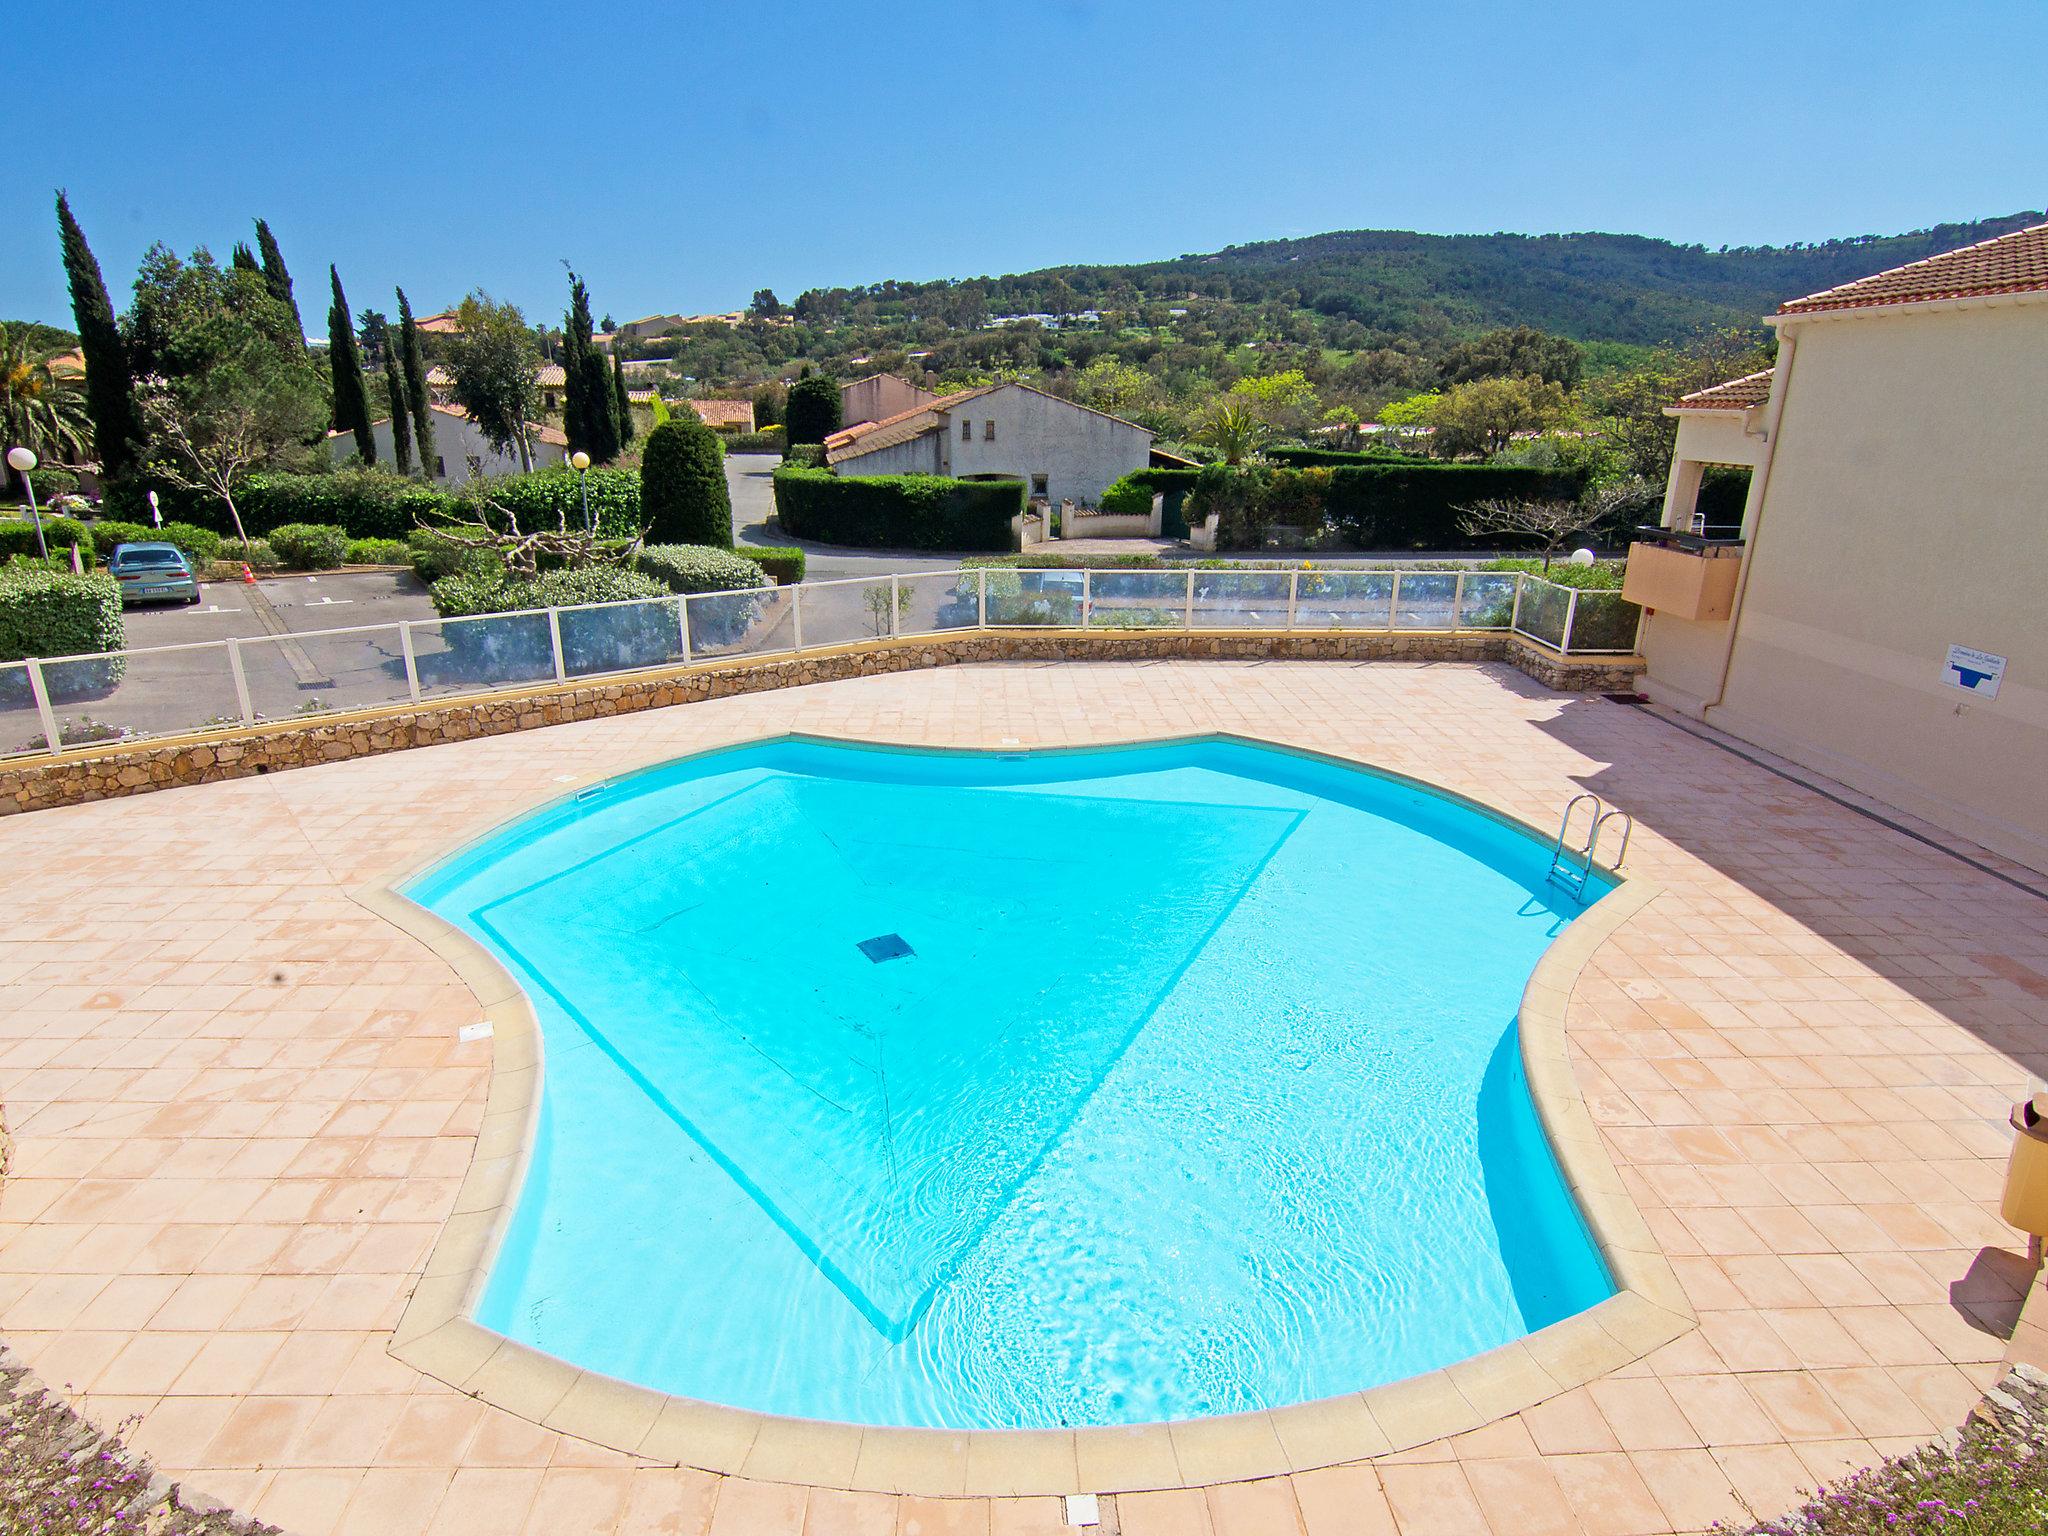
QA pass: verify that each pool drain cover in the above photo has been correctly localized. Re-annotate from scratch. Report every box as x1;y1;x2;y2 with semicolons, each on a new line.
857;933;914;963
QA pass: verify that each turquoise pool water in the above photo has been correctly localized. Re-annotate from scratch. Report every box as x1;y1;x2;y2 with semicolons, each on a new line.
408;737;1613;1429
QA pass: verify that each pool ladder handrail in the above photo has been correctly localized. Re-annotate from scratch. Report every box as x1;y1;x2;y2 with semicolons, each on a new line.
1548;793;1632;897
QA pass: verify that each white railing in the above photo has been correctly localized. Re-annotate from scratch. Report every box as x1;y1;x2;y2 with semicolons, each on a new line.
0;568;1637;761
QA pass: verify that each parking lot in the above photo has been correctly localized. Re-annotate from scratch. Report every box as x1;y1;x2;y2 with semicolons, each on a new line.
121;569;437;647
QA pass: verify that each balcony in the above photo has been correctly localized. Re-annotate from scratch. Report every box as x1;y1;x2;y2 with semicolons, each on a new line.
1621;527;1744;622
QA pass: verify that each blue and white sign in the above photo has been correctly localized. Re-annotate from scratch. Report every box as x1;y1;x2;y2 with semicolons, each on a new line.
1943;643;2006;699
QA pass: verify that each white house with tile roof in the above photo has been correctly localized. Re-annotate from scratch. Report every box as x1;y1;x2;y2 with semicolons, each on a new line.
330;403;568;484
1636;220;2048;873
825;383;1151;510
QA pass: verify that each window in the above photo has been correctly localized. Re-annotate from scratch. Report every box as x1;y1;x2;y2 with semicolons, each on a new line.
434;455;447;479
961;418;973;441
983;420;995;441
1030;475;1049;499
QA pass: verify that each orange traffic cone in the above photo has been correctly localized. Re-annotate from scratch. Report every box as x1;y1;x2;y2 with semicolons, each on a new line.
241;563;256;585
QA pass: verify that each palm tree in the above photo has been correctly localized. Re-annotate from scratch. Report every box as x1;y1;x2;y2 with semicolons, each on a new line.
1192;398;1271;466
1;324;92;495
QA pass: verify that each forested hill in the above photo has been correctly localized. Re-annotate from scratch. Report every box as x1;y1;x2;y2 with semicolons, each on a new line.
795;212;2045;347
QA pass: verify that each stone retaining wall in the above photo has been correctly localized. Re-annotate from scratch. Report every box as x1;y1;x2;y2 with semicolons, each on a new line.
0;632;1641;816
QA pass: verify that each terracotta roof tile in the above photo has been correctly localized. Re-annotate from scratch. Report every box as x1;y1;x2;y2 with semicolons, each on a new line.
681;399;755;429
1670;369;1775;412
1778;222;2048;314
825;388;991;459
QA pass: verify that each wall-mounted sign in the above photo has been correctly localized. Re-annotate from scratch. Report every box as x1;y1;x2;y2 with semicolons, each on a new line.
1943;644;2006;699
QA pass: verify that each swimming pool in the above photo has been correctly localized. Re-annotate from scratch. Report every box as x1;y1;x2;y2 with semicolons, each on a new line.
407;736;1614;1431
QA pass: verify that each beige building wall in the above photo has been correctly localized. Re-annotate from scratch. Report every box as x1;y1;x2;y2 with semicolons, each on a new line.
840;375;937;429
1644;298;2048;872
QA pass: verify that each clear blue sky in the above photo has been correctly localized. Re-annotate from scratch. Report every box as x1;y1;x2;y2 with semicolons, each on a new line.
10;0;2045;331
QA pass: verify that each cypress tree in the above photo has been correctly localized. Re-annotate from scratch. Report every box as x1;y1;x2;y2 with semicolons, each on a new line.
611;351;633;446
54;192;145;482
785;374;842;446
382;328;414;476
327;266;376;464
253;219;304;347
230;242;261;275
395;288;434;475
562;271;620;463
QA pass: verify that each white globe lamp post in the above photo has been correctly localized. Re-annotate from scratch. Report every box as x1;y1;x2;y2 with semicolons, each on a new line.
6;447;47;560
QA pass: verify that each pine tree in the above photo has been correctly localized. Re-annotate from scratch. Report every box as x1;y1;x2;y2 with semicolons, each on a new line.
327;266;375;464
54;192;145;482
253;220;304;348
611;351;633;446
395;288;434;476
562;270;620;462
382;327;414;476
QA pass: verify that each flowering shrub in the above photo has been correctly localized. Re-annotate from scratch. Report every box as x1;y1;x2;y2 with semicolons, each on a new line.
1726;1376;2047;1536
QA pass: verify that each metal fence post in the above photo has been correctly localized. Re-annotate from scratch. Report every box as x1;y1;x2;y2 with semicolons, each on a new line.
1389;571;1402;632
1509;574;1526;635
977;567;988;628
25;658;60;756
889;574;901;638
225;637;255;724
398;621;421;702
1286;568;1299;629
678;597;694;664
1081;569;1093;629
1184;568;1196;629
1452;571;1466;632
1562;587;1581;654
546;608;566;681
791;583;805;652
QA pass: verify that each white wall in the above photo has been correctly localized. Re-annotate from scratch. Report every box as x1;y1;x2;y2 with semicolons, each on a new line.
946;386;1151;508
331;411;567;485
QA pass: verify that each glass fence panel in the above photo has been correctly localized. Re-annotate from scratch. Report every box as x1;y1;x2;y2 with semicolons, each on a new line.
1514;580;1571;649
1458;572;1520;629
984;569;1083;627
1393;572;1461;630
687;586;788;659
898;571;979;634
0;662;51;758
1191;570;1292;628
560;597;689;678
793;579;899;649
1086;570;1188;629
1293;571;1392;629
1562;589;1643;654
240;625;411;722
36;645;243;749
412;612;557;698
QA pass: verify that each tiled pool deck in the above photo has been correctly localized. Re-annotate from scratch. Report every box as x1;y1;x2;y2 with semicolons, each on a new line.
2;658;2045;1536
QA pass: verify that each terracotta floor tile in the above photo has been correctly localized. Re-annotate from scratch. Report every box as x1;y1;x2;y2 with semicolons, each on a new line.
1288;1467;1398;1536
1630;1448;1742;1532
709;1478;810;1536
1549;1452;1670;1536
521;1467;635;1535
336;1467;454;1536
1462;1457;1578;1536
431;1468;546;1536
1377;1463;1485;1536
804;1488;901;1536
620;1468;723;1536
1119;1489;1215;1536
1207;1477;1303;1536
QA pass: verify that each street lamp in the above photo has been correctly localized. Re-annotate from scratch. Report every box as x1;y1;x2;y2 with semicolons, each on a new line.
6;447;47;560
570;450;593;534
147;489;163;529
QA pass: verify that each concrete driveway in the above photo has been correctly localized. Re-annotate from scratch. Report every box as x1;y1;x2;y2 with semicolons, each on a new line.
122;570;437;648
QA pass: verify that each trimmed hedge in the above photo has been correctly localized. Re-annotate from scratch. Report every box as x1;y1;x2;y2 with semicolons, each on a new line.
0;516;96;568
0;568;124;664
102;465;644;543
430;563;671;620
266;523;349;571
1265;445;1432;468
345;537;410;565
719;432;785;454
772;467;1023;551
633;545;766;596
88;521;224;565
1098;474;1153;519
737;545;806;584
640;420;732;547
1324;463;1587;549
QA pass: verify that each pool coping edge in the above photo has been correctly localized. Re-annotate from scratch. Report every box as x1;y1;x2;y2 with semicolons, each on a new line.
355;731;1691;1497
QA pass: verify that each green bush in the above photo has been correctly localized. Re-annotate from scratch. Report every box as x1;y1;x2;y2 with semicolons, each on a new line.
0;568;125;664
266;523;350;571
472;465;641;538
0;515;96;568
426;563;683;681
783;442;828;469
1265;445;1431;468
1098;474;1154;519
719;432;785;454
640;420;733;547
345;537;411;565
407;527;494;585
430;563;670;620
88;520;223;564
785;374;841;446
634;544;767;595
106;467;454;541
736;545;806;584
772;467;1023;551
1323;463;1588;549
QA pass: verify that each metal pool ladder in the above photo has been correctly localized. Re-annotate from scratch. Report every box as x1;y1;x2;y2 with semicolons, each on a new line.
1548;793;1633;898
